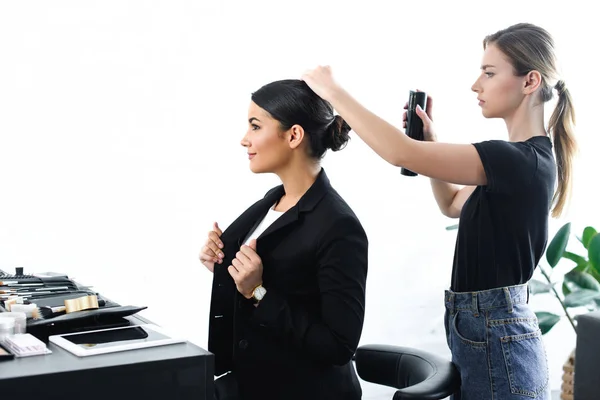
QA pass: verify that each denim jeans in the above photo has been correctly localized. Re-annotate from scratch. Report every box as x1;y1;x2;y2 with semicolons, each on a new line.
444;284;551;400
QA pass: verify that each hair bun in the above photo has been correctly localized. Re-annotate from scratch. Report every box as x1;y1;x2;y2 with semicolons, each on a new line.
323;115;351;152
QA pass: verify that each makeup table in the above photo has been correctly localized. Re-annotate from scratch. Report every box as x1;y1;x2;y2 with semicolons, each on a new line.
0;312;214;399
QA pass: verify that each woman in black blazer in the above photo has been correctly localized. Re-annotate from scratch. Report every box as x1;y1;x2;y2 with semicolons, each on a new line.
199;79;368;400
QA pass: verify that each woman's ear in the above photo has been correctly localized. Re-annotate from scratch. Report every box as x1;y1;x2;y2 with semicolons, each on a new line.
287;125;305;150
523;70;542;94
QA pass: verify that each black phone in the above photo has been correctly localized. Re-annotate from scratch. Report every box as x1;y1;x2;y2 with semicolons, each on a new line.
401;90;428;177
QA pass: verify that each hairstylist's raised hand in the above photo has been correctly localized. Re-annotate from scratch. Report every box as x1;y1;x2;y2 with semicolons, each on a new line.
301;65;342;102
403;91;437;142
199;222;224;273
228;239;263;299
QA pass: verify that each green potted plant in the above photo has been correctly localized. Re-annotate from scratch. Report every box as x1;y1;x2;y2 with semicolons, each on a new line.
531;222;600;334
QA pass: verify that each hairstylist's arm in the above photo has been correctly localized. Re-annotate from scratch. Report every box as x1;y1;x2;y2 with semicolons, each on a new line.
402;95;476;218
302;66;487;186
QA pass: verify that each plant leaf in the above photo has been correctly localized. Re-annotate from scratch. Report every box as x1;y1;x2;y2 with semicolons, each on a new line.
587;266;600;284
574;262;590;273
582;227;598;249
588;233;600;273
536;312;561;334
445;224;459;231
562;282;572;296
564;289;600;307
529;279;553;295
564;270;600;292
563;251;588;269
546;222;571;268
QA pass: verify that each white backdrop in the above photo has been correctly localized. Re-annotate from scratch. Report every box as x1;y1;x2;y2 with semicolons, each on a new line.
1;0;598;396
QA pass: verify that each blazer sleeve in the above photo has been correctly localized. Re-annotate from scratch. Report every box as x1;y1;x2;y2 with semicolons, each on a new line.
251;215;368;365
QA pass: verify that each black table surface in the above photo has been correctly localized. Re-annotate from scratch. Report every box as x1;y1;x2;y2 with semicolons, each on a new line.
0;310;214;399
0;314;211;378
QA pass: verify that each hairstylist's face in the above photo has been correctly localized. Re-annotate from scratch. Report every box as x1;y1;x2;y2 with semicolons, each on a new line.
471;44;525;119
241;102;292;174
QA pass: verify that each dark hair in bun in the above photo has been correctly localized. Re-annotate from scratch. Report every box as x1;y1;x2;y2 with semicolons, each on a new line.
251;79;351;159
323;115;351;152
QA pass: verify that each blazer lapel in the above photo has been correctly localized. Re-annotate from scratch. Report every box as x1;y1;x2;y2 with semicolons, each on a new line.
256;168;331;242
224;168;332;248
230;185;285;247
256;206;299;241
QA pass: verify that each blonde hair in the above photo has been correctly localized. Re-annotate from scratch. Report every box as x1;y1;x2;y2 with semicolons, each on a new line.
484;23;576;217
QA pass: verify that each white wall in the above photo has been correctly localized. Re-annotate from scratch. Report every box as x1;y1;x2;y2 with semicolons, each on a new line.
1;0;598;395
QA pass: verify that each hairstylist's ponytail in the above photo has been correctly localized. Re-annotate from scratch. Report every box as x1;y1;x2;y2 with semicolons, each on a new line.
548;80;577;217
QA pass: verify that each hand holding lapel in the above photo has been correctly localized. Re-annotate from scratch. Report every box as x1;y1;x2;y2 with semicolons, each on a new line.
228;239;264;299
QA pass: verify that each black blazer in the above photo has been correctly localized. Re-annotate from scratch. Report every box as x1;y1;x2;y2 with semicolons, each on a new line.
208;169;368;400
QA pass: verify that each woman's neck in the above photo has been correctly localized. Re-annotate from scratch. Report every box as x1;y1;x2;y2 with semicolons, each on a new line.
504;97;547;142
274;162;321;212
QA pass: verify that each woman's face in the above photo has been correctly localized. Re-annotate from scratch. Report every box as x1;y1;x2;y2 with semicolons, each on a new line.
471;44;526;119
241;101;294;174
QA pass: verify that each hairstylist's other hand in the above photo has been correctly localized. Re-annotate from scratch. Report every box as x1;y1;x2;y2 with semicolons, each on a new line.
199;222;224;273
403;91;437;141
228;239;263;299
301;65;342;102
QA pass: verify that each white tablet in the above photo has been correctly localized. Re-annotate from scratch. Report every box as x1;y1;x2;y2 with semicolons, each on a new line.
48;324;186;357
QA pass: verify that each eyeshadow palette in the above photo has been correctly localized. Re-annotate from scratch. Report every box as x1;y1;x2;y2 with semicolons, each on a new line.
0;343;15;361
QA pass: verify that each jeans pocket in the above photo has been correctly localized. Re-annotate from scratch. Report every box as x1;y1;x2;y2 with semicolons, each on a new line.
444;309;451;348
452;311;486;348
500;329;549;398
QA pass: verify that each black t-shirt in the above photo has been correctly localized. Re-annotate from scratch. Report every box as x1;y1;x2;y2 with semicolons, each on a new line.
451;136;556;292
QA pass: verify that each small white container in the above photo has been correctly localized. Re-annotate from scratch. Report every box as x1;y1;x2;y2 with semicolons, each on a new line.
0;318;15;342
0;312;27;334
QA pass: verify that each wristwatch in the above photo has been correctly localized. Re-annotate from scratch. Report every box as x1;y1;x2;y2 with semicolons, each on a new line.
252;284;267;302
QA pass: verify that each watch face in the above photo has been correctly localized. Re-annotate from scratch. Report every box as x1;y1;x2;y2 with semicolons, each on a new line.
254;286;267;300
